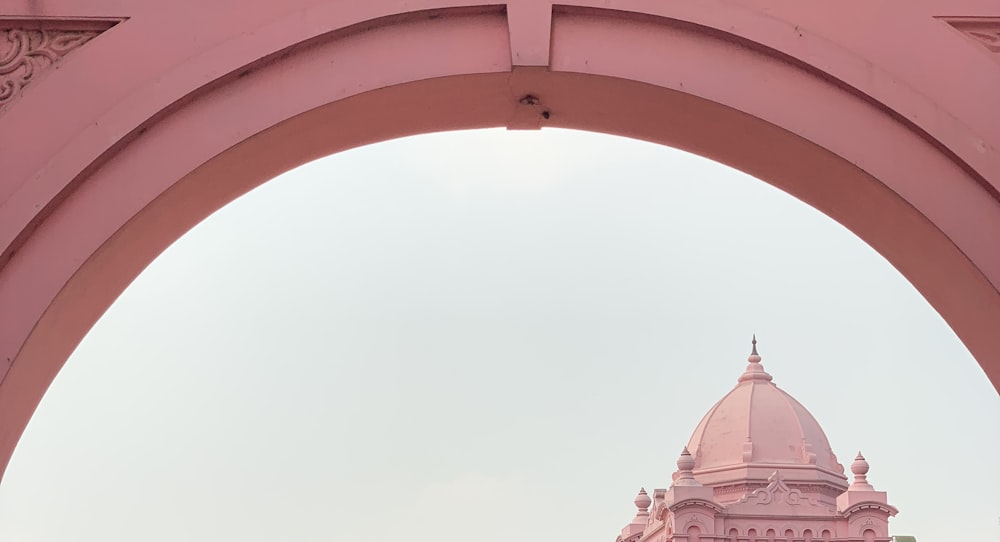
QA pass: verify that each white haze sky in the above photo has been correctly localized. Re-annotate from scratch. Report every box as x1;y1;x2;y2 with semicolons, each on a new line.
0;129;996;541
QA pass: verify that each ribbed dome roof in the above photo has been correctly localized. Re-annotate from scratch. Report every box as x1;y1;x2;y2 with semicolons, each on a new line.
685;339;845;485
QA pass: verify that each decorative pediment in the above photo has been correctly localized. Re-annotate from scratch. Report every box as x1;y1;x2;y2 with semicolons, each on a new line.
737;470;822;507
0;18;119;109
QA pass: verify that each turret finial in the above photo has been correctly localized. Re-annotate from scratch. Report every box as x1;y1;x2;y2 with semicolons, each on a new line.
673;447;701;487
849;451;875;490
634;487;651;513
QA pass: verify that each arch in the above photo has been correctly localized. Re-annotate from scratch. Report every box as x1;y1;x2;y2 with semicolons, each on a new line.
0;1;998;482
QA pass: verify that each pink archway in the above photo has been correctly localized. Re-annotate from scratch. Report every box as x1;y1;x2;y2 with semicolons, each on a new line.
1;1;998;480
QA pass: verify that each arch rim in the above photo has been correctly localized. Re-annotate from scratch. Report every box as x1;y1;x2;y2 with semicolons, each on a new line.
0;3;998;483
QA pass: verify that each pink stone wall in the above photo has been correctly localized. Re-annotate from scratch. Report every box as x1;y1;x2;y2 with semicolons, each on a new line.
0;0;997;481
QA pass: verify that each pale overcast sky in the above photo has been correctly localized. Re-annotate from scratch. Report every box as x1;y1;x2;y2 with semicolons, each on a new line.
0;129;996;541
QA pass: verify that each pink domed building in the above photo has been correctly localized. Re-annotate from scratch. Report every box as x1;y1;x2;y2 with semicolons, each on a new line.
616;338;899;542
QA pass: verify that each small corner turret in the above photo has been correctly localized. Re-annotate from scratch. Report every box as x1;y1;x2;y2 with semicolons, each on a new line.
836;452;898;541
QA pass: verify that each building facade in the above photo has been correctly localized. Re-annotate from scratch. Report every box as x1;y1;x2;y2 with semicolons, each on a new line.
616;339;898;542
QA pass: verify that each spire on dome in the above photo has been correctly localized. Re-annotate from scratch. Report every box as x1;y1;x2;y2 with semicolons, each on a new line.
848;452;875;490
738;335;772;382
673;447;702;487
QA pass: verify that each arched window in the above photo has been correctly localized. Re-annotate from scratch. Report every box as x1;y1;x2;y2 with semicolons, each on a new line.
863;529;876;542
688;525;702;542
803;528;814;542
748;528;758;542
730;528;739;542
821;529;833;541
785;529;795;540
766;528;777;542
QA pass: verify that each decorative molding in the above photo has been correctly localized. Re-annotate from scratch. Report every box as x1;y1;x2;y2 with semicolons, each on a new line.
669;498;725;514
940;17;1000;53
0;18;119;109
840;501;899;517
653;502;666;520
684;513;705;527
845;514;887;538
738;470;822;507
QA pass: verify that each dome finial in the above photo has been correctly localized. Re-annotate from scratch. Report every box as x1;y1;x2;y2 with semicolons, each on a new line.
739;335;772;382
748;334;762;363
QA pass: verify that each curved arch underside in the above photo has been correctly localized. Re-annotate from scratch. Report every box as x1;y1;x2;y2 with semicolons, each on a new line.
0;0;998;479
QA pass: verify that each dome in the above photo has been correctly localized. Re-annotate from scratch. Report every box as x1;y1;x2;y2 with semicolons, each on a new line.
683;338;846;490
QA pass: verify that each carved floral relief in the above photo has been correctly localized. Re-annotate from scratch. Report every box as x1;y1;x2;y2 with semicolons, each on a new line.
0;28;99;107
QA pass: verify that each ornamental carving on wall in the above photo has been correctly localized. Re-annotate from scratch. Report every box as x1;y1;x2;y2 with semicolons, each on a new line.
940;17;1000;54
738;470;823;507
0;27;100;108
